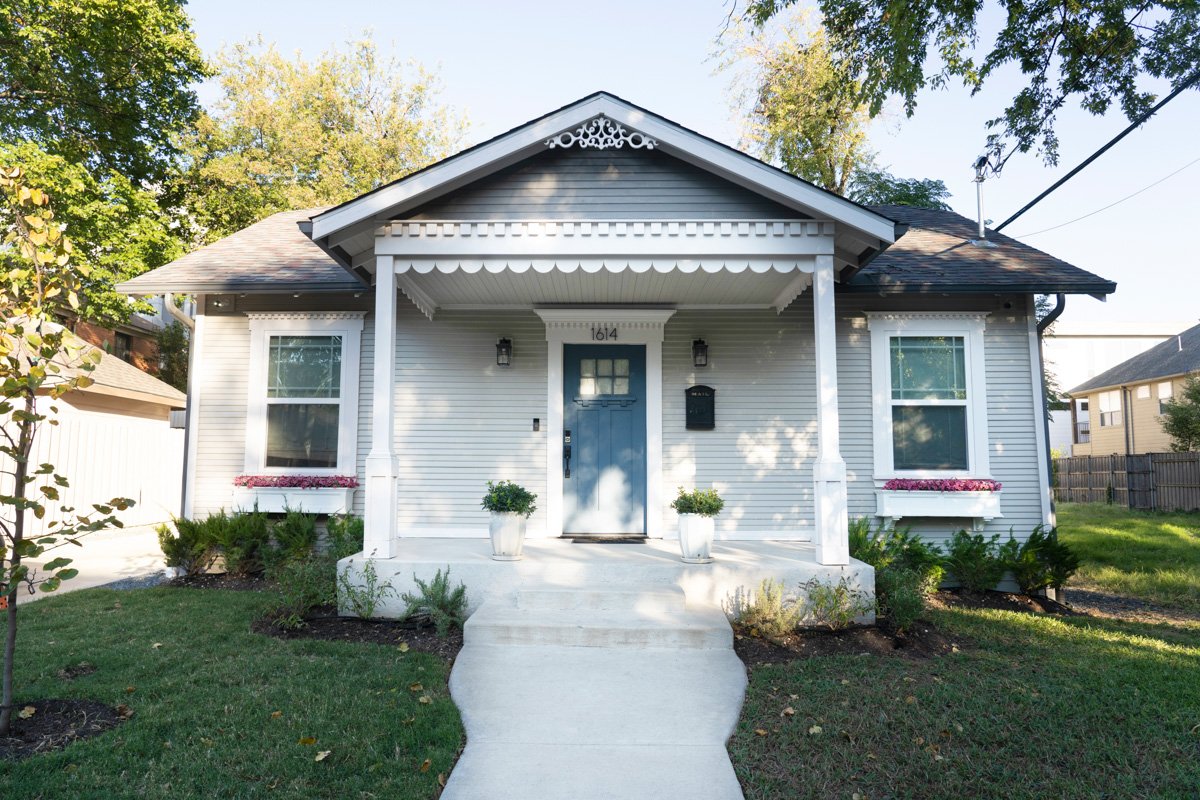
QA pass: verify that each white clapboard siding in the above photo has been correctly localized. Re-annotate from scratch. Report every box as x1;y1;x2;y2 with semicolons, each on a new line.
1;400;183;536
662;308;817;539
408;148;804;220
191;313;251;516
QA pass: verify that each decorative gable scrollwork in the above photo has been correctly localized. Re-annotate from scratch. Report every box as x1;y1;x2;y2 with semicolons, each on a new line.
545;115;658;151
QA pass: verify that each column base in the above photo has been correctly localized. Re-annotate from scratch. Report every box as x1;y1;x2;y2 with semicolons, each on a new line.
813;457;849;566
364;452;398;558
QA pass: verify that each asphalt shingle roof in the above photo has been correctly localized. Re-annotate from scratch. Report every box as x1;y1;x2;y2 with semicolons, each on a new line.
848;205;1116;295
117;204;1114;298
116;209;364;295
1070;322;1200;395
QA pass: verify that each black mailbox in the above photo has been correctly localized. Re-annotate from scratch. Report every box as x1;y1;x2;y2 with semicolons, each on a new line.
685;385;715;430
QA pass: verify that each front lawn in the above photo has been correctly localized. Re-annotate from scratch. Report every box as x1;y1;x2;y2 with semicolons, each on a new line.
1057;502;1200;611
732;607;1200;799
0;587;463;798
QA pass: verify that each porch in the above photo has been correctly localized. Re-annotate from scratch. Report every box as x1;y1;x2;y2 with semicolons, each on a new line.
339;537;874;617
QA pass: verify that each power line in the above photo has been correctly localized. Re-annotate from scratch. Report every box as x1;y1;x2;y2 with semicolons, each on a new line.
995;70;1200;233
1012;155;1200;238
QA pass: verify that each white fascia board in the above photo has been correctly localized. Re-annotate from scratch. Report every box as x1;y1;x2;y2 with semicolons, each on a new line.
311;94;897;245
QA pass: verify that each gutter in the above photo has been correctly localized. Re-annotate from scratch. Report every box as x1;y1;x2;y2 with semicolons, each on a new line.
161;294;194;331
1035;293;1066;502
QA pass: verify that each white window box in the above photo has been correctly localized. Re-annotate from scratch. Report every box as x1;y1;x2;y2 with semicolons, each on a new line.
232;487;355;515
875;490;1001;531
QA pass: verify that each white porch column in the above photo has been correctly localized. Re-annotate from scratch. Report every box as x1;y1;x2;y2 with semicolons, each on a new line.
812;254;850;565
364;255;398;558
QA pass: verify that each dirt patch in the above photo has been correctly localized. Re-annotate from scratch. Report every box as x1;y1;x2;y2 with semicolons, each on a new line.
1062;587;1200;625
56;662;97;681
252;606;463;661
167;572;269;591
733;619;963;667
0;699;127;761
929;588;1079;616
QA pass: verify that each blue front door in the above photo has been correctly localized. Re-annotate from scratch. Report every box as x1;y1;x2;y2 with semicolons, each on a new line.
563;344;647;535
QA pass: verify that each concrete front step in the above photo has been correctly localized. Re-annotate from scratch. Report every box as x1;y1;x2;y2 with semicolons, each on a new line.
464;600;732;649
516;585;687;613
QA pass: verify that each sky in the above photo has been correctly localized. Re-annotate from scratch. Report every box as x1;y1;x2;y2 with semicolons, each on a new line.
186;0;1199;328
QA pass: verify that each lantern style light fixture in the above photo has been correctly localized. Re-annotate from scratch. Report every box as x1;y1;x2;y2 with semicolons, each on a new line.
496;338;513;367
692;338;709;368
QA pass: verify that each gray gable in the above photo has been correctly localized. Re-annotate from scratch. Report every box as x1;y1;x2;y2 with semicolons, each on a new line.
1070;322;1200;394
402;147;806;221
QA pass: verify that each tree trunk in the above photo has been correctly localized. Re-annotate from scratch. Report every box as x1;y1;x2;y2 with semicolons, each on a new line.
0;392;34;736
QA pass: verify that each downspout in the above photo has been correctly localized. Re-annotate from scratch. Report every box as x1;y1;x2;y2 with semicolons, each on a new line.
1036;293;1066;501
161;293;195;331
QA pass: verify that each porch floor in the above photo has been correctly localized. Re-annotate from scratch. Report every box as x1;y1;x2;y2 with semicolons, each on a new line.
342;538;874;618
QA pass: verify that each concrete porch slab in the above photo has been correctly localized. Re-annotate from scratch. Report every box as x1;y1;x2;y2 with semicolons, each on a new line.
339;538;874;619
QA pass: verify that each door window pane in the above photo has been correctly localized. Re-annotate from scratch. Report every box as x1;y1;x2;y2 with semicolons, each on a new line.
579;357;632;395
613;378;630;395
595;377;613;394
891;406;968;470
580;359;596;377
890;337;966;400
614;359;629;377
266;404;339;468
268;336;341;398
596;359;613;376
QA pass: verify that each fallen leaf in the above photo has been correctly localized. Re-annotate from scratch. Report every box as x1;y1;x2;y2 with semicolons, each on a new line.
953;722;963;733
808;725;823;735
905;696;916;704
18;706;35;719
789;693;799;699
438;773;447;787
115;704;134;720
419;758;432;773
298;736;317;746
398;642;410;653
151;642;163;650
401;716;416;725
125;686;136;694
271;711;283;719
315;750;331;762
781;706;796;717
418;695;432;705
408;682;424;692
840;679;850;685
200;737;213;747
754;728;768;737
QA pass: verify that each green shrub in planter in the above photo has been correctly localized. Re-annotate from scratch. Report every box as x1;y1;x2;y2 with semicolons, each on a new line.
849;519;944;594
481;480;537;517
848;517;889;566
270;553;337;630
326;513;365;559
731;578;804;639
944;530;1006;593
211;510;270;576
267;509;320;568
876;566;926;634
802;576;874;630
400;568;468;637
1005;525;1080;595
670;487;724;516
157;519;215;576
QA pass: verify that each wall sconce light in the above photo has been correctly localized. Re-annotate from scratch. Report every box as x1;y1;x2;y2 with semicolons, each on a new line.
496;338;513;367
692;339;709;368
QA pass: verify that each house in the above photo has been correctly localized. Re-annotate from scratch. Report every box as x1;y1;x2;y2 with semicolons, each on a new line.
1067;322;1200;456
7;339;187;536
117;93;1115;612
1043;322;1192;454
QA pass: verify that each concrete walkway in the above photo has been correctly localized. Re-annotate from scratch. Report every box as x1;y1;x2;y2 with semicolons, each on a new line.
24;524;166;599
443;586;748;800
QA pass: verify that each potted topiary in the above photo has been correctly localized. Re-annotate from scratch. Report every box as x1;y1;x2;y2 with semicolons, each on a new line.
481;480;537;561
671;487;724;564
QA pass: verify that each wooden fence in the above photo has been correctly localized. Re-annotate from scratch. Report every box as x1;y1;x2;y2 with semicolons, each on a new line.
1053;452;1200;511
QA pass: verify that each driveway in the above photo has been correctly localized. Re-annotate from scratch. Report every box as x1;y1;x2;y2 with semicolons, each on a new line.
23;524;166;599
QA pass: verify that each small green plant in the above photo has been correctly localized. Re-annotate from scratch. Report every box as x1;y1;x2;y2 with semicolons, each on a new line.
945;530;1007;593
400;568;468;637
731;578;805;639
210;510;270;576
670;487;725;516
270;554;337;630
338;558;397;620
848;517;889;566
802;576;874;631
268;509;320;567
326;513;365;559
1006;525;1080;595
849;519;944;594
158;518;216;576
876;567;926;634
481;480;538;517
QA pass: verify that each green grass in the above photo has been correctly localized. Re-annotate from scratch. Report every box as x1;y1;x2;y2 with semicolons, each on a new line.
732;607;1200;799
0;588;463;799
1057;503;1200;611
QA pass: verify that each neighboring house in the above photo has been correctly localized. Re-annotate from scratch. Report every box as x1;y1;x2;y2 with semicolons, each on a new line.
1043;322;1190;454
61;295;195;378
117;93;1114;609
1068;322;1200;456
4;340;187;537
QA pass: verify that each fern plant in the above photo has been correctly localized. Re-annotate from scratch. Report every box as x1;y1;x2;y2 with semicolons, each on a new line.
400;568;468;637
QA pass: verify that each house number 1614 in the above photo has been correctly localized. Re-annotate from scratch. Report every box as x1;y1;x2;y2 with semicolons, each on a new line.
590;327;618;341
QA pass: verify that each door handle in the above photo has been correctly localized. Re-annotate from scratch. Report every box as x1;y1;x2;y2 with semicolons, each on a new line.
563;430;572;479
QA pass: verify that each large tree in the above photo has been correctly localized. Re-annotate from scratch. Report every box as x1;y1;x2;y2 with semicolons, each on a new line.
175;37;468;242
721;14;952;208
0;0;206;184
744;0;1200;168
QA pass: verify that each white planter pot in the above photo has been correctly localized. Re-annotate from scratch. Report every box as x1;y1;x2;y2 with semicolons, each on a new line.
232;487;355;515
489;511;527;561
677;514;715;564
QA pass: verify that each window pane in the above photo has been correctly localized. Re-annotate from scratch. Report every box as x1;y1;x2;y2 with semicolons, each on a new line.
890;337;966;400
266;404;339;468
580;359;596;377
614;359;630;377
1158;382;1173;399
268;336;341;398
613;377;629;395
597;359;613;376
892;406;968;470
580;377;596;396
596;377;613;394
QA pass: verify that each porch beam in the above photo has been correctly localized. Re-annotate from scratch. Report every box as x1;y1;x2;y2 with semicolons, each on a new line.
364;255;399;558
811;254;850;566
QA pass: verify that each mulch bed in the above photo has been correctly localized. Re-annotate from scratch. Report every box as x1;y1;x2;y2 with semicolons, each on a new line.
734;619;962;666
166;572;270;591
1061;587;1200;625
929;588;1079;616
0;699;128;761
252;606;463;661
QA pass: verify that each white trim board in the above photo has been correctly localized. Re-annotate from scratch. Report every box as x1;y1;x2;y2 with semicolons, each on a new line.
537;308;674;539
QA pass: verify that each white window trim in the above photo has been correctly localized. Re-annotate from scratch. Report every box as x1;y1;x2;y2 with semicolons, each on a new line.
244;312;365;476
866;312;991;480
